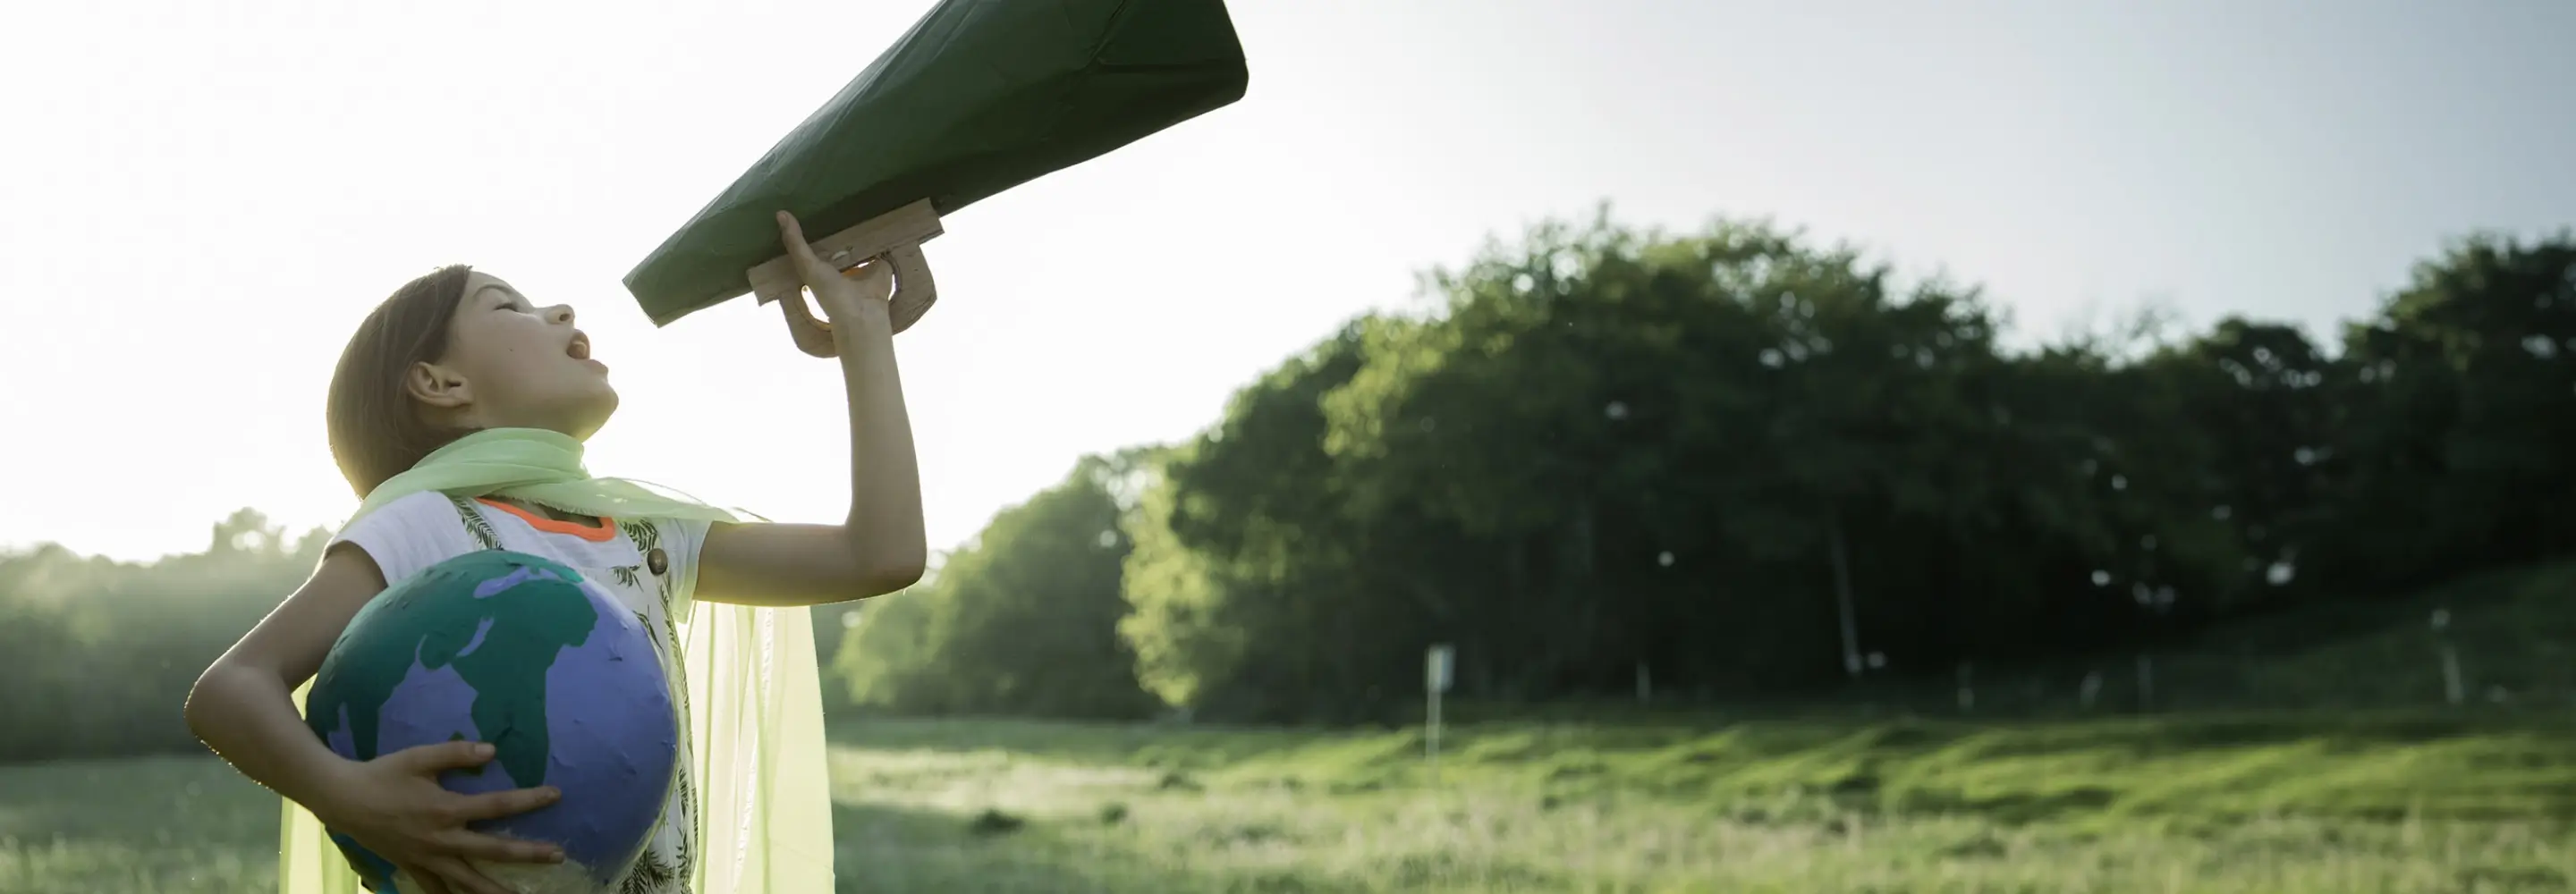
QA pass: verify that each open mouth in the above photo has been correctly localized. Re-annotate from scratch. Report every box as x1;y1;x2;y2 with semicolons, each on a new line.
567;332;593;360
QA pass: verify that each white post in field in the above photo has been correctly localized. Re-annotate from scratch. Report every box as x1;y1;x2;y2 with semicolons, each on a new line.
1427;644;1454;785
2432;609;2464;706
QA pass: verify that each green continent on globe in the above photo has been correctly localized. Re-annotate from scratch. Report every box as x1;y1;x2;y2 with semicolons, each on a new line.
308;552;601;789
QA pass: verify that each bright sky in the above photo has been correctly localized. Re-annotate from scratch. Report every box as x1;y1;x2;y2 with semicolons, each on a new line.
4;1;2571;563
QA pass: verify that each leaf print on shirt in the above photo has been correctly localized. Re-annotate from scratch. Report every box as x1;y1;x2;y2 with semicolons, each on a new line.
449;497;504;551
620;519;663;552
618;847;682;894
670;759;697;881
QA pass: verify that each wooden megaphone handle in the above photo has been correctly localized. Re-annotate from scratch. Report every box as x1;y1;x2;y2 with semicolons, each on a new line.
748;199;945;359
772;271;841;358
771;247;936;358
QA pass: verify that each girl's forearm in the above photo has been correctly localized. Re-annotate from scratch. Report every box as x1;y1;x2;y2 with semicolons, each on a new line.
832;308;928;590
185;662;354;815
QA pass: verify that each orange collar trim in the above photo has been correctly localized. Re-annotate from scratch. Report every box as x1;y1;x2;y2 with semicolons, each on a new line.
475;498;619;543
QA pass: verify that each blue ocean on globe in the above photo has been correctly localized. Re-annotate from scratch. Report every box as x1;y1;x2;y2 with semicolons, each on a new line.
302;551;678;893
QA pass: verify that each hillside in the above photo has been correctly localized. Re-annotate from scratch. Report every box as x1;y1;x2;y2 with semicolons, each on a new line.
1732;559;2576;721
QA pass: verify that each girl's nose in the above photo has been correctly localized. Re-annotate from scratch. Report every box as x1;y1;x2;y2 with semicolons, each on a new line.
547;305;576;325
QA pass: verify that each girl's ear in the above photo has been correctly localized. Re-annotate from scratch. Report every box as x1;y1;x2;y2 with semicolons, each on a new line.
405;361;472;410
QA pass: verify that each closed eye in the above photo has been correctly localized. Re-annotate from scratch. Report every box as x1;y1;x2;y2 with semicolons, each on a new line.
475;284;530;312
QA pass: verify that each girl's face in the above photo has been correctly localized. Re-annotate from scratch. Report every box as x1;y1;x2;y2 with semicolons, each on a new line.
411;271;619;439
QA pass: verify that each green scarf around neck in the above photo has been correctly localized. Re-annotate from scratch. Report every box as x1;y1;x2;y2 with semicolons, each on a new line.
348;426;746;529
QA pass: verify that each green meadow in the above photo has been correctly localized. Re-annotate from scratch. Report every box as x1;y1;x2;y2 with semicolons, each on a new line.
4;710;2568;894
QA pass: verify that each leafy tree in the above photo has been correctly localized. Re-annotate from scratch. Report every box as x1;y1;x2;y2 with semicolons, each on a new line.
2314;232;2576;592
838;453;1160;719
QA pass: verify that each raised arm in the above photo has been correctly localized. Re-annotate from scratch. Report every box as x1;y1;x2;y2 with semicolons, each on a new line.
694;210;929;607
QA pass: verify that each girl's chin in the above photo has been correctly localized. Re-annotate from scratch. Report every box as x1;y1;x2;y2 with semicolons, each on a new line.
555;393;621;441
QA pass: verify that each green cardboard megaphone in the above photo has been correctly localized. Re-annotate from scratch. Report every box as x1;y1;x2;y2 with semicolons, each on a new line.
623;0;1249;357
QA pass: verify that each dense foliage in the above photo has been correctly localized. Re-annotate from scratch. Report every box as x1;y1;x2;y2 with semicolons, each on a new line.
843;215;2575;722
9;213;2572;755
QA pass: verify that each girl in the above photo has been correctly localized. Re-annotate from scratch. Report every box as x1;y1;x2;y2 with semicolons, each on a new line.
185;212;922;894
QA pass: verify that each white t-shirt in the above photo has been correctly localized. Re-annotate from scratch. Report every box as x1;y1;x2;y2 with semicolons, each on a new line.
331;490;711;894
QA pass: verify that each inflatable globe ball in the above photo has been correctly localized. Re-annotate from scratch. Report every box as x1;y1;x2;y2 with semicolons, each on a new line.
303;551;678;893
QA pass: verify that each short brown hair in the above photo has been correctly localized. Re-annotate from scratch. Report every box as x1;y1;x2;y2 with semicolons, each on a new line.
326;265;476;498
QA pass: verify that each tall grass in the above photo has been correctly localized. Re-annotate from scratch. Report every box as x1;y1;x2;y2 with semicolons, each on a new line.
6;713;2567;893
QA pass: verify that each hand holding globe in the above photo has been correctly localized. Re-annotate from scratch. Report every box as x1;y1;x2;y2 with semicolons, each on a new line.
303;552;682;894
311;739;567;894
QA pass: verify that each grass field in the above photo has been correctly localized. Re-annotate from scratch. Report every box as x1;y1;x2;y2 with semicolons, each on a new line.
3;711;2571;894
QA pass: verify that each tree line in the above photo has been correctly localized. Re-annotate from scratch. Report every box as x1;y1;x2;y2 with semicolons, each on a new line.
840;212;2576;723
5;210;2572;759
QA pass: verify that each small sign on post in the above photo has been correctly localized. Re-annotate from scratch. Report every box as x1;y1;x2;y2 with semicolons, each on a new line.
1426;644;1454;784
